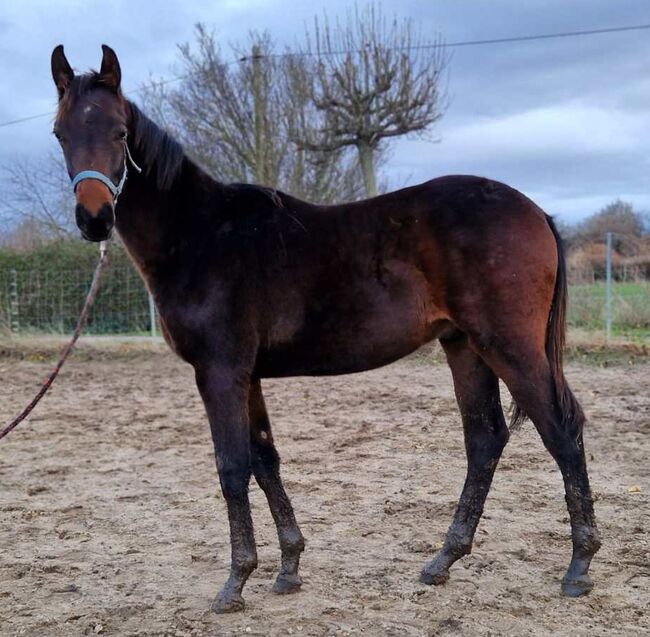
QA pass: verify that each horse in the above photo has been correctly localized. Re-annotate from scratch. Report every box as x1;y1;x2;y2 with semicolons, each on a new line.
49;44;600;613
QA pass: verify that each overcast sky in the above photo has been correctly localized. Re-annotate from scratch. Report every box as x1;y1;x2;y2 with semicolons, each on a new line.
1;0;649;222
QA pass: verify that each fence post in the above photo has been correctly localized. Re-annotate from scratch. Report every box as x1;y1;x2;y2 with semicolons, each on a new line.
605;231;612;342
148;292;157;340
9;269;19;334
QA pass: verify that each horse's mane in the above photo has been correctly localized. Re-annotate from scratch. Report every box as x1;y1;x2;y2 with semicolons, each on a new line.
128;101;184;190
56;72;185;190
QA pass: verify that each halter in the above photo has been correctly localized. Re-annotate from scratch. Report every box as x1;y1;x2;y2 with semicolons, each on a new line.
70;140;142;204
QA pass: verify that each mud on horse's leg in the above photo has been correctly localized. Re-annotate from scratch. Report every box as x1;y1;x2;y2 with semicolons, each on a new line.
482;346;600;597
420;336;509;585
196;364;258;614
249;380;305;594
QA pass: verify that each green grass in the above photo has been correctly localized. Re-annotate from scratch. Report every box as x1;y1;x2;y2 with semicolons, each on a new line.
570;281;648;297
568;281;650;334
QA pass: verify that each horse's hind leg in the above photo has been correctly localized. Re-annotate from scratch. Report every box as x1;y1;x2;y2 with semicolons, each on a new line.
480;344;600;596
249;379;305;594
420;333;509;585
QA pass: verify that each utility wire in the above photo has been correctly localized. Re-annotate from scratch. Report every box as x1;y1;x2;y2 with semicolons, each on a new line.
1;22;649;129
415;22;650;50
240;22;650;60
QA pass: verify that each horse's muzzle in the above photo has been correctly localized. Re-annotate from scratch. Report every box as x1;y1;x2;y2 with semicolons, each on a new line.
76;202;115;242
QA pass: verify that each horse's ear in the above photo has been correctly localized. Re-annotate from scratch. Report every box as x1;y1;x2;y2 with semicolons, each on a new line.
99;44;121;92
51;45;74;99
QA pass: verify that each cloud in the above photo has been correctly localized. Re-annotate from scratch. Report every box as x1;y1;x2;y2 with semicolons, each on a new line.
1;0;649;223
391;100;650;220
445;103;647;157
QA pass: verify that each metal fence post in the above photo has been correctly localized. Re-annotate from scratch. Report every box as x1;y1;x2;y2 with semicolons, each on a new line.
605;231;612;342
9;269;19;334
148;292;157;340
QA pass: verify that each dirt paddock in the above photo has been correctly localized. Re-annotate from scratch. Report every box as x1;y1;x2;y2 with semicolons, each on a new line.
0;348;648;636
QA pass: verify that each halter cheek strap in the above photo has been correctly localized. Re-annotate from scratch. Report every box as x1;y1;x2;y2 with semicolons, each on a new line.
70;141;142;204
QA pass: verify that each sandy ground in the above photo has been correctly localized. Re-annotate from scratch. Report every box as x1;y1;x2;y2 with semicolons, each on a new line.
0;351;648;637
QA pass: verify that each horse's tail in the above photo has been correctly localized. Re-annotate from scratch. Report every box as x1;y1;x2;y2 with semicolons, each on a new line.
510;215;585;435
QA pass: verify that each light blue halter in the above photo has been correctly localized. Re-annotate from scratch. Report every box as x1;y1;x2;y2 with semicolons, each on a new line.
71;141;142;204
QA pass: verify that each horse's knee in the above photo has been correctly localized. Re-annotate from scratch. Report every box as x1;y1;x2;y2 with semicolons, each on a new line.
218;460;251;499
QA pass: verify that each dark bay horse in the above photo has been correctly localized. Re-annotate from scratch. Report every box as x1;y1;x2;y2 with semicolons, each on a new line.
50;45;600;613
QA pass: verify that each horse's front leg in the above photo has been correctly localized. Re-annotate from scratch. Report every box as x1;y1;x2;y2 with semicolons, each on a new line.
195;363;257;614
249;379;305;594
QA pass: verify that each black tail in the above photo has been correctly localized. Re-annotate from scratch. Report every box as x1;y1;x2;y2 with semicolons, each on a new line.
510;215;585;434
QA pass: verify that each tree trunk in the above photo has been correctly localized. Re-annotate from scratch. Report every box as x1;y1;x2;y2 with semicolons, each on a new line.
290;147;305;198
356;141;377;198
252;45;266;185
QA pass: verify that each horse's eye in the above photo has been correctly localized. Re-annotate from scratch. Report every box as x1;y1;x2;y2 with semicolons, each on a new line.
52;130;63;142
115;130;127;141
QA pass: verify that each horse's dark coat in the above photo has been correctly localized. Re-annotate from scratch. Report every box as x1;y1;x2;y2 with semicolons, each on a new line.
50;45;600;613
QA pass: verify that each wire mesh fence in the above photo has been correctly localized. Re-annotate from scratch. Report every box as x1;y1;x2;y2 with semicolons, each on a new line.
567;281;650;335
0;263;154;335
0;261;647;339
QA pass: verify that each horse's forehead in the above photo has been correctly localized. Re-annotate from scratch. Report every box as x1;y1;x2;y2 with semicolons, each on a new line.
65;91;123;125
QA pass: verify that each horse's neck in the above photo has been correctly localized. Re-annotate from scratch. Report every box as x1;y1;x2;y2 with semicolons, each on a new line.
114;158;195;282
115;105;215;282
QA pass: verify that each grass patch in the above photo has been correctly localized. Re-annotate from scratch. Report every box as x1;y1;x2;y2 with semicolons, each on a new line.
0;334;169;363
566;328;648;365
407;328;648;367
1;328;647;367
568;281;650;332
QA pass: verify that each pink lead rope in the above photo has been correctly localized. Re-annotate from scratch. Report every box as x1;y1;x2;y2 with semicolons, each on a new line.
0;242;108;442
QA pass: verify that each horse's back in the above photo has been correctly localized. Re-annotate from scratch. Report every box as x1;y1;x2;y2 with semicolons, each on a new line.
253;175;557;377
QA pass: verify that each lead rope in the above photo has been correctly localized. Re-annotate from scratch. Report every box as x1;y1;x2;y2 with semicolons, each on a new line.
0;241;108;442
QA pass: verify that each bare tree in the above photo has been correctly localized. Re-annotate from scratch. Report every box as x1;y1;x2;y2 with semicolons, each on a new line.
1;153;75;245
289;2;448;197
580;200;646;237
141;25;367;203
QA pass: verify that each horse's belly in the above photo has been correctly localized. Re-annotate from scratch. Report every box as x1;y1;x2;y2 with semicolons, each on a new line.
256;320;449;377
255;272;449;377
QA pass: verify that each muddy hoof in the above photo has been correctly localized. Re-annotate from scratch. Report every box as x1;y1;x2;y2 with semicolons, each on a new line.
272;573;302;595
561;575;593;597
211;591;245;614
419;567;449;586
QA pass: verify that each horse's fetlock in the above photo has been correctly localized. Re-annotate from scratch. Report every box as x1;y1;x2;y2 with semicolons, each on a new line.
452;542;472;559
235;554;258;575
281;529;305;555
579;529;601;555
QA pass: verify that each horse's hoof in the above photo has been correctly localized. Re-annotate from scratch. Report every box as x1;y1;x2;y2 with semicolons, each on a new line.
211;591;245;614
419;567;449;586
561;575;593;597
272;573;302;595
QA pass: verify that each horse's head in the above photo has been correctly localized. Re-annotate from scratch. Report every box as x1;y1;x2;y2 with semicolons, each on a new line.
51;45;134;242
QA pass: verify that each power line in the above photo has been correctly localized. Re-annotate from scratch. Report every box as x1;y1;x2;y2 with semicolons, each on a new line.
0;112;55;128
240;22;650;60
425;22;650;50
1;22;649;130
0;71;197;128
0;63;241;129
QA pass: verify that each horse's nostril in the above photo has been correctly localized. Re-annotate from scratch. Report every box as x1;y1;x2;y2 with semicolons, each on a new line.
95;202;115;227
75;203;114;242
